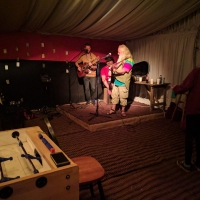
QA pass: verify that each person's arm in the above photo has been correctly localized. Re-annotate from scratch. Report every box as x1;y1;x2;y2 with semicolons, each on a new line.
101;69;112;95
91;64;97;71
173;69;196;94
101;75;109;88
102;76;111;94
113;61;133;74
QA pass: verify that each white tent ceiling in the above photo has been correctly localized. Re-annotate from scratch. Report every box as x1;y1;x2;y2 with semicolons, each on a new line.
1;0;200;41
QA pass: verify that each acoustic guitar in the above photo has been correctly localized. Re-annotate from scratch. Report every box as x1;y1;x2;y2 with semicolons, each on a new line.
77;56;99;78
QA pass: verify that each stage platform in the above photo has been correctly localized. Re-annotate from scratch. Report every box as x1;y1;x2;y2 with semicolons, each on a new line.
56;101;164;132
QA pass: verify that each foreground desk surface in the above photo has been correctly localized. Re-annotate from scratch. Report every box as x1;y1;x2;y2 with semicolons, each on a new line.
134;81;171;111
0;126;79;200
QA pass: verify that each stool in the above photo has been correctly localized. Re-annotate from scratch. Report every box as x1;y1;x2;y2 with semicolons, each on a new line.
103;88;111;104
71;156;105;199
171;92;188;125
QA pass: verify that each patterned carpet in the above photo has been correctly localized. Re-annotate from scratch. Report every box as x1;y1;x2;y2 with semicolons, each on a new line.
24;108;200;200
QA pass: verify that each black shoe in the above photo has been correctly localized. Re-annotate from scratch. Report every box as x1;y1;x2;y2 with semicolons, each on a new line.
177;160;191;172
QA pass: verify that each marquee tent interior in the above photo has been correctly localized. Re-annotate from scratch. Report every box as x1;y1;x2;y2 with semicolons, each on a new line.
0;0;200;107
1;1;200;199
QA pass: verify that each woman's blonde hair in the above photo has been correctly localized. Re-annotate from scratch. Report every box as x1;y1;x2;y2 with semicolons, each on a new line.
117;44;132;63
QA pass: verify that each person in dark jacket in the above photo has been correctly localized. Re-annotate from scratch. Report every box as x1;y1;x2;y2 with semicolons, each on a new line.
172;67;200;172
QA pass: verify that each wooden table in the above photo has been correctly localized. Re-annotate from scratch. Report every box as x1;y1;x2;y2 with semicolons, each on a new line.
134;81;170;112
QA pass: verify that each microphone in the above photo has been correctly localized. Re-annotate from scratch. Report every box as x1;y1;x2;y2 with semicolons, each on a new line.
82;49;88;54
103;53;112;58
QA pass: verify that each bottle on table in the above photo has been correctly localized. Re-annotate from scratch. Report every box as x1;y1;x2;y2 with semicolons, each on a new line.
159;75;162;84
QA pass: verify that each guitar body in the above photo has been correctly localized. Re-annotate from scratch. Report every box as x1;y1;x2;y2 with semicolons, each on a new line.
77;56;99;78
77;70;88;78
77;63;90;78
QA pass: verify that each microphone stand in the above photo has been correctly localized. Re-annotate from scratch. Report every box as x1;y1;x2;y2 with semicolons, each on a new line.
67;50;84;109
88;57;111;121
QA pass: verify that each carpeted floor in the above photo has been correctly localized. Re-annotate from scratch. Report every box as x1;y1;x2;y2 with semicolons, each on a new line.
23;105;200;200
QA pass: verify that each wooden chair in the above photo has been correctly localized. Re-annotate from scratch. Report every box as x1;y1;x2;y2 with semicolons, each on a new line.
171;92;188;126
44;117;105;199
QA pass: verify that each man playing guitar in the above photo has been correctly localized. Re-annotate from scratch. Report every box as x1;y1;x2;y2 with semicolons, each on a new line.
75;43;98;105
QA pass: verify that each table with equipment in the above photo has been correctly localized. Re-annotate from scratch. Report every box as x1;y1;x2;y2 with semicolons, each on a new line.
134;81;170;112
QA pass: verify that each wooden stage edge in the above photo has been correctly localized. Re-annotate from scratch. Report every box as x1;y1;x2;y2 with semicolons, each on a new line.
56;106;164;132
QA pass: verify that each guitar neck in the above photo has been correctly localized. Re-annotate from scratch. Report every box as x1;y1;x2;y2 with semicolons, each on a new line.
111;57;131;69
